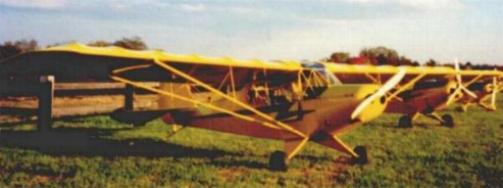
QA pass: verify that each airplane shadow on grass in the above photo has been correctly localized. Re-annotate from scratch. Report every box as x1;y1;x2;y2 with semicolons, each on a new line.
0;126;270;169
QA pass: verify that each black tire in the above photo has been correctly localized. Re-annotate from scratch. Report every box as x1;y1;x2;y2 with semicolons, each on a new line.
442;114;455;128
352;146;369;165
269;151;287;171
398;115;413;128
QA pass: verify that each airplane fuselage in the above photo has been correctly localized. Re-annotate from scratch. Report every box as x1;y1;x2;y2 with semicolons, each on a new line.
162;84;386;141
386;81;456;116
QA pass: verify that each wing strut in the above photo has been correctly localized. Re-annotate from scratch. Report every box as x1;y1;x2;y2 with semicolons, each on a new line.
111;76;283;130
150;58;306;138
314;134;358;157
447;59;478;105
284;137;310;160
388;73;426;99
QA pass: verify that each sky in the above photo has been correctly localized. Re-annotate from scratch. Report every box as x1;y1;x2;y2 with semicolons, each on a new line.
0;0;502;64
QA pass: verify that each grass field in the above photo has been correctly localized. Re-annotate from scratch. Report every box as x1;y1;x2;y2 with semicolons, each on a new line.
1;97;502;187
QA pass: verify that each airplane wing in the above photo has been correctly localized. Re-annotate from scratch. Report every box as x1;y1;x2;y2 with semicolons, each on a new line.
0;43;309;138
2;42;499;85
0;43;301;89
321;63;502;84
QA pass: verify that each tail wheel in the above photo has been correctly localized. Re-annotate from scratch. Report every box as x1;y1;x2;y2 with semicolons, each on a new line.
398;115;413;128
352;146;369;165
442;114;455;128
269;151;287;171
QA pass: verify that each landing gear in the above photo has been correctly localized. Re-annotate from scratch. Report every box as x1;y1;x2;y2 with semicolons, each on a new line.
269;151;287;171
456;106;467;112
441;114;455;128
352;146;368;165
398;115;413;128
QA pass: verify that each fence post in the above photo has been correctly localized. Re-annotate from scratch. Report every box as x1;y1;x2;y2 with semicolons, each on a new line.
38;75;54;132
124;84;134;111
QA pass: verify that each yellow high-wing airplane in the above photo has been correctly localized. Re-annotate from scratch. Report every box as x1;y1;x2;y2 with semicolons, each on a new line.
324;61;503;128
457;75;502;112
1;43;501;171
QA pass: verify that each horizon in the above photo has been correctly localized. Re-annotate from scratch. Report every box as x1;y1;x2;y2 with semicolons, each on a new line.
1;0;502;64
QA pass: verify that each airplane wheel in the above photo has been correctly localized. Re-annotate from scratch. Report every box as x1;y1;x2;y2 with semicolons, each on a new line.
442;114;455;128
398;115;413;128
269;151;287;171
352;146;368;165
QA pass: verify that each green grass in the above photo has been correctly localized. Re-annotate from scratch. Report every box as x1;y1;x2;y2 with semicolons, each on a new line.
1;98;502;187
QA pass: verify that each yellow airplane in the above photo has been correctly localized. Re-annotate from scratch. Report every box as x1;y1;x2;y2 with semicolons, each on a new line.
325;60;502;128
1;43;501;171
457;75;502;112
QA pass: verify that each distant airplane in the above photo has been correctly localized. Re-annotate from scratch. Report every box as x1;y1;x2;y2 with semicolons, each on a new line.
329;60;501;128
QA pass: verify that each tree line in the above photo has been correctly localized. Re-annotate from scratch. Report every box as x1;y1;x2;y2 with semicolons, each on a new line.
326;46;502;70
0;37;147;61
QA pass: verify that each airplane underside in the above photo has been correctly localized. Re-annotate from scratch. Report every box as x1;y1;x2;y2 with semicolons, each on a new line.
387;86;457;128
161;96;376;171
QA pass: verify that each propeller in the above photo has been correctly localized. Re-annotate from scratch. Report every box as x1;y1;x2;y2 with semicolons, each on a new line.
446;58;477;105
351;68;406;120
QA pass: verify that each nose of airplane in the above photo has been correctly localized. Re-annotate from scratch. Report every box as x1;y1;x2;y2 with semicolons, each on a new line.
446;81;457;94
352;94;387;123
351;68;406;122
350;84;389;122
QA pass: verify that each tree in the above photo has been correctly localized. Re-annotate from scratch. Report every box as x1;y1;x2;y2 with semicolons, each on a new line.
0;43;21;60
464;61;472;69
411;61;420;66
425;59;437;67
328;52;350;63
348;56;372;65
88;40;112;47
14;39;38;52
0;39;38;61
359;46;399;65
45;40;76;48
113;36;148;50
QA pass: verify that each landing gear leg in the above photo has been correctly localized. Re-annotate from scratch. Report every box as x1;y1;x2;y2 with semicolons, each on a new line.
351;145;368;165
269;151;287;171
312;134;369;166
